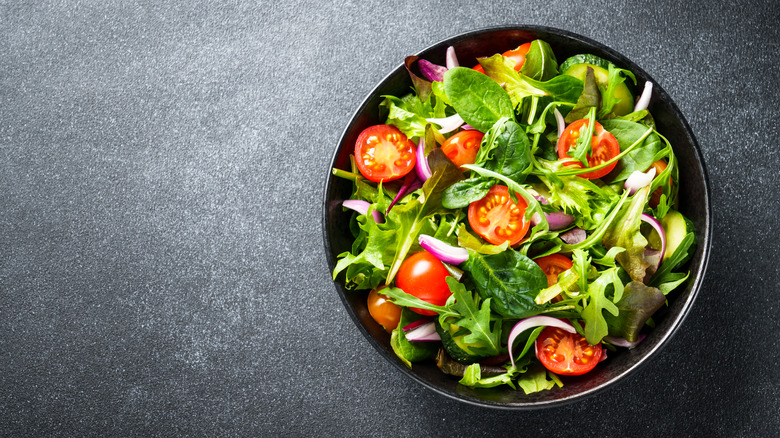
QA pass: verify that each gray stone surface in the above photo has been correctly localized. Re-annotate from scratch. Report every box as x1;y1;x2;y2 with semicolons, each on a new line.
1;0;777;436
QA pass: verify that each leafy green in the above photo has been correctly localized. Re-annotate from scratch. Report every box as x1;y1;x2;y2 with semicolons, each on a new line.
650;232;696;287
604;281;665;342
441;177;493;209
443;67;515;132
600;119;663;182
539;169;619;230
404;55;432;102
602;186;652;282
380;95;431;139
565;66;601;123
478;54;582;108
459;363;520;389
390;308;439;367
520;39;558;81
581;267;621;344
517;363;556;394
463;249;548;318
598;64;636;119
457;225;509;255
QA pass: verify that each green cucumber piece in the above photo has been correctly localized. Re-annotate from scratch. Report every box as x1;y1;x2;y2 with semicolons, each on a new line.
660;209;696;262
435;320;489;364
561;57;634;116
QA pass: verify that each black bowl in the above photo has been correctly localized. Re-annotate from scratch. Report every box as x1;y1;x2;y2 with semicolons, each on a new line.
322;26;711;409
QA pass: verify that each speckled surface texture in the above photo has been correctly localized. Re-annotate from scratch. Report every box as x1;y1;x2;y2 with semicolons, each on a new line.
0;1;777;436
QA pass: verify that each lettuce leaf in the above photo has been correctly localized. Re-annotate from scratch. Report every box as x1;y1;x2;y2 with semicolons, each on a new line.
602;186;652;282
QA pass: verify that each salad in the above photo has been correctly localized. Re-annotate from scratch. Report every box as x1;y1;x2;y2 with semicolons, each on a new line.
331;40;696;393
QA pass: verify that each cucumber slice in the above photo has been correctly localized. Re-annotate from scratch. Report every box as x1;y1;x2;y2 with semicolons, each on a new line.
435;320;489;364
660;209;696;262
559;54;613;74
560;56;634;116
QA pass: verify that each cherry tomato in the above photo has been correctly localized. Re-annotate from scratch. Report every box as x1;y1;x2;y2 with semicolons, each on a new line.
468;185;530;246
534;254;573;287
473;42;532;73
441;130;484;169
354;124;416;182
367;287;401;333
395;250;452;316
649;160;673;208
535;325;603;376
557;119;620;180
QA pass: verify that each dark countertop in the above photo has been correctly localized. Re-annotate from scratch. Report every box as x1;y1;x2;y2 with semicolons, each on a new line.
1;1;777;436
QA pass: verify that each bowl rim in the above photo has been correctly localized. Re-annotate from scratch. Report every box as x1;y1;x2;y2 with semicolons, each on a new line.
322;24;712;409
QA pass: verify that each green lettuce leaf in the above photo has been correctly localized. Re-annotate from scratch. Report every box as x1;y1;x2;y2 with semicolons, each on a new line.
602;186;652;282
390;308;439;368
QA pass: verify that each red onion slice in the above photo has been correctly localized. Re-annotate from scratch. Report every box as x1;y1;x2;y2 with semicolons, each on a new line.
402;317;434;332
641;213;666;270
634;82;653;112
343;199;384;224
624;167;656;195
418;234;469;265
426;113;465;134
445;46;459;69
386;173;422;214
531;211;575;231
604;334;646;349
560;227;587;245
414;138;431;182
508;316;576;367
418;59;447;82
404;321;441;342
461;124;476;130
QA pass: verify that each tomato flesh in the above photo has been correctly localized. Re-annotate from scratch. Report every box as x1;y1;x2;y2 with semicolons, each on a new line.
395;250;452;316
468;185;530;246
367;287;402;333
557;119;620;180
355;124;416;182
535;326;603;376
441;130;484;168
473;42;531;73
534;254;573;288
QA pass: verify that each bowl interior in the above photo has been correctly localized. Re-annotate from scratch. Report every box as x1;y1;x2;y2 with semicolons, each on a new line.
323;26;710;409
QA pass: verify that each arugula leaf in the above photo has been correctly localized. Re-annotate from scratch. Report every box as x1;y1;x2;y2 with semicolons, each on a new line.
653;271;690;295
649;232;696;287
390;308;438;368
602;186;652;282
463;249;548;318
443;67;515;132
441;278;502;356
598;64;637;119
581;267;621;345
520;39;558;81
604;281;665;342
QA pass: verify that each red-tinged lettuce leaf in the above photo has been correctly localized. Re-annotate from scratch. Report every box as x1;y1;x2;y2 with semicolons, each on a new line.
604;280;665;342
602;186;652;282
404;56;432;103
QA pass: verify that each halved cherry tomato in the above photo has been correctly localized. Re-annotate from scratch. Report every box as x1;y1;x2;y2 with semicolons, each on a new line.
367;287;402;333
441;130;484;169
557;119;620;180
534;254;573;287
355;124;416;182
473;42;532;73
535;325;603;376
649;160;673;208
468;185;530;246
395;250;452;316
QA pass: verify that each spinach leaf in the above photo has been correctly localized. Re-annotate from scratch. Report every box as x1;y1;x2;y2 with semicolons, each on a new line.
482;118;533;183
604;281;666;342
441;177;493;209
390;308;438;367
463;249;548;318
520;39;558;81
600;119;663;182
443;67;515;132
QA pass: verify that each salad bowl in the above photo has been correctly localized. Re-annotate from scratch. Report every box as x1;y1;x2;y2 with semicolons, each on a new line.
322;26;711;409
